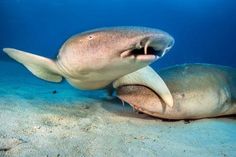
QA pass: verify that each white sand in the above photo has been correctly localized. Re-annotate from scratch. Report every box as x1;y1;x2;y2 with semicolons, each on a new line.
0;61;235;157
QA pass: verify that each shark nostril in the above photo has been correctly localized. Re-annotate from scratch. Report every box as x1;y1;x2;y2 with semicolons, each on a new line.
135;42;143;49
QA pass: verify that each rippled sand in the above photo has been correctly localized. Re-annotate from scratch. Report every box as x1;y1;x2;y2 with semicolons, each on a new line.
0;61;235;157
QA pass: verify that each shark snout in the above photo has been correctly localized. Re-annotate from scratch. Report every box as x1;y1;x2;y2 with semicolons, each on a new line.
120;33;174;62
144;33;174;57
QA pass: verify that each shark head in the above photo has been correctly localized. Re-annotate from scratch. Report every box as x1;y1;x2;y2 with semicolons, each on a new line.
116;84;167;117
57;26;174;89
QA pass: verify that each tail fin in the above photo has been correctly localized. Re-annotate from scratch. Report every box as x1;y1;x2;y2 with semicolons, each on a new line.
3;48;63;82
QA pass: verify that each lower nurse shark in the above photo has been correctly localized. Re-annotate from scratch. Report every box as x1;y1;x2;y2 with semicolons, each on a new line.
3;26;174;107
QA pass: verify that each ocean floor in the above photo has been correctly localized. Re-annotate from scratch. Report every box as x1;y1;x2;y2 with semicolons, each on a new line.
0;61;235;157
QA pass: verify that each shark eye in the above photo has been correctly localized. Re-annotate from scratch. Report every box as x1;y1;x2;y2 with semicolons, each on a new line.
88;35;94;40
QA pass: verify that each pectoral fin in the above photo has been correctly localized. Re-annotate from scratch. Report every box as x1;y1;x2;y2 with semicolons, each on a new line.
113;66;174;107
3;48;63;82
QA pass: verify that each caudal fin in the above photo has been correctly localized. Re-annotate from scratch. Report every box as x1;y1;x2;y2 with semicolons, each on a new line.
3;48;63;82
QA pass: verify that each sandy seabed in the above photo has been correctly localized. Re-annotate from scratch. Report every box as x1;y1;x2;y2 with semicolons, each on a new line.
0;61;235;157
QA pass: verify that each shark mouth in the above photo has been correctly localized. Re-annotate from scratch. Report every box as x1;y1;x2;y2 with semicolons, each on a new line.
120;47;164;61
120;39;171;62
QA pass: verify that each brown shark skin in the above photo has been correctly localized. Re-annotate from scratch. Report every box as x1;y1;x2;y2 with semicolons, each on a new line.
117;64;236;120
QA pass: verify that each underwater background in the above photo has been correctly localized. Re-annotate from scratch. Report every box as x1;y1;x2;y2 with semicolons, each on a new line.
0;0;236;68
0;1;236;156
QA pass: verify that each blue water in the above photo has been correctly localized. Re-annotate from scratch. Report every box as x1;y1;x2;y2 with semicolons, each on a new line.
1;0;236;68
0;1;236;156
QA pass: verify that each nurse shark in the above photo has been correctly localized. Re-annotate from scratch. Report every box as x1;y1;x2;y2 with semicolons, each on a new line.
116;64;236;119
3;26;174;107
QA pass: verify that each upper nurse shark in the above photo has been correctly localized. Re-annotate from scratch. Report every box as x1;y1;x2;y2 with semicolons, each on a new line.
3;26;174;107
